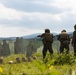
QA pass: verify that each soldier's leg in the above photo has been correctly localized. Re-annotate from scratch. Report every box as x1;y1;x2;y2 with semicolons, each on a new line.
60;43;64;53
74;44;76;56
65;44;69;54
74;50;76;56
42;44;47;59
48;43;53;54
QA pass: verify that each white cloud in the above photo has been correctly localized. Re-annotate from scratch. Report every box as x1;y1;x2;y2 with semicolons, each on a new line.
49;0;70;9
0;25;42;37
0;3;62;22
0;3;26;20
70;0;76;13
0;0;76;37
27;12;62;22
30;0;76;15
29;0;70;9
49;0;76;14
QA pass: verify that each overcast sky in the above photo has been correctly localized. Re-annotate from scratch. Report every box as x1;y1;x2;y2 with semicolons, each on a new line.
0;0;76;37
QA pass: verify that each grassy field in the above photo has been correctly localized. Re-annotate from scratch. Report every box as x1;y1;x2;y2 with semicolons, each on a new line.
0;51;76;75
0;40;76;75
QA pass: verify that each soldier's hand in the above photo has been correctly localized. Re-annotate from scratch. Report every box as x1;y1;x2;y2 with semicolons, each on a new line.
37;35;41;37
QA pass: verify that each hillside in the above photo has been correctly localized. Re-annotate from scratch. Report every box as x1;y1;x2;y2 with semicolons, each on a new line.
0;32;73;40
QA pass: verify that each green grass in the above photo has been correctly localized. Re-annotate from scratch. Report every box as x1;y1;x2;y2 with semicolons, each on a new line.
0;52;76;75
0;40;76;75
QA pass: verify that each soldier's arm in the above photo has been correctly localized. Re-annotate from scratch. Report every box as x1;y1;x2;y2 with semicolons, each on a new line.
71;32;75;45
37;33;45;38
57;34;61;40
37;35;41;37
67;34;70;41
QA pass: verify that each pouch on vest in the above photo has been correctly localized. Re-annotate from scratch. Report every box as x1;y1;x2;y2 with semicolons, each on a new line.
63;40;70;44
43;33;53;43
60;34;69;40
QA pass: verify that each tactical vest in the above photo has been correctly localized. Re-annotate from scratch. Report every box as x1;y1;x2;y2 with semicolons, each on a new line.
60;34;69;40
43;33;53;43
59;33;69;43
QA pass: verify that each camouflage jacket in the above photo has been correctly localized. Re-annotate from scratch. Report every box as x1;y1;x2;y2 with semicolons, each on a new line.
72;31;76;45
58;32;70;43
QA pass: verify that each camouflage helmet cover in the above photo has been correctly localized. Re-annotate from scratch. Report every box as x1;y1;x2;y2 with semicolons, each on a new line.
45;29;50;33
62;30;66;32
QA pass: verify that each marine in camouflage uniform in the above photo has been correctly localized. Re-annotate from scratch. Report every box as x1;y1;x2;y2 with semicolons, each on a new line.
72;25;76;56
0;42;2;56
58;30;70;54
37;29;53;59
2;39;10;56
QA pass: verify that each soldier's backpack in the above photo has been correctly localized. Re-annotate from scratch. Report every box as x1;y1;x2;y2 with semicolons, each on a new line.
43;33;53;43
59;33;70;44
60;34;69;40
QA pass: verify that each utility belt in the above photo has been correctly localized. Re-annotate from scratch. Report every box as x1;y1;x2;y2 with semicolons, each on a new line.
42;40;52;44
61;40;70;44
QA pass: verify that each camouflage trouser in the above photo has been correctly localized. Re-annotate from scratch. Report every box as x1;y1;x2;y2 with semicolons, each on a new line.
43;42;53;59
60;42;69;54
74;44;76;56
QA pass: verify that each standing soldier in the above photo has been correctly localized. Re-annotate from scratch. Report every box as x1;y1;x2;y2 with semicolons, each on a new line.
72;25;76;56
2;39;10;56
58;30;70;54
0;42;2;56
37;29;53;59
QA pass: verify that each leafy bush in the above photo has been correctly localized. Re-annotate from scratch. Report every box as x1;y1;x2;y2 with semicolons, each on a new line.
0;52;76;75
43;51;76;65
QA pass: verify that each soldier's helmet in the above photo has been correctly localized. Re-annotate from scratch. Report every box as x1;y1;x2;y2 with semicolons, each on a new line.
45;29;50;33
74;24;76;29
62;30;66;32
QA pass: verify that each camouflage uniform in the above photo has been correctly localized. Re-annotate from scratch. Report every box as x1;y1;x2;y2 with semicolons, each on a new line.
0;42;2;56
72;25;76;56
37;29;53;59
58;30;70;53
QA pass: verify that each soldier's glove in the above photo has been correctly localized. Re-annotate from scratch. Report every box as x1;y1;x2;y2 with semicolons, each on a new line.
37;35;41;37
